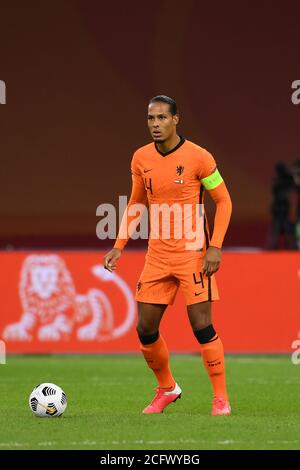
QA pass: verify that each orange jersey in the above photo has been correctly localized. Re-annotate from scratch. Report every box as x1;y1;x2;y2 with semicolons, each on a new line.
114;137;232;256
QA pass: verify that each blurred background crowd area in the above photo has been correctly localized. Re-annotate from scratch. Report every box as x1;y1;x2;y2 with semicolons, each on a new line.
268;159;300;250
0;1;299;251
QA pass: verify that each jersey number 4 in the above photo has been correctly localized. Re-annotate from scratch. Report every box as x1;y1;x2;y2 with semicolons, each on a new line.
193;272;204;288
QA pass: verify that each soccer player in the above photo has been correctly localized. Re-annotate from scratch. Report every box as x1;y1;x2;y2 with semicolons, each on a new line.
104;95;232;415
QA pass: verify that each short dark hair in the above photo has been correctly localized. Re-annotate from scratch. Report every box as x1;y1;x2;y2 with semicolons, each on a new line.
149;95;178;115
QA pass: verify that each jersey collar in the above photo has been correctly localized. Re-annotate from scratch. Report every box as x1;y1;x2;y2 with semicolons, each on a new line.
154;136;185;157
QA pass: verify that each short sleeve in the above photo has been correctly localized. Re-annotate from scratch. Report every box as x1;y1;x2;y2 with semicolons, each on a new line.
131;151;141;176
196;149;217;180
196;149;224;190
130;151;145;189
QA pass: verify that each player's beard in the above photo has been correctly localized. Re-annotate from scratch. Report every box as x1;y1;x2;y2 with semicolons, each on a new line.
152;134;166;143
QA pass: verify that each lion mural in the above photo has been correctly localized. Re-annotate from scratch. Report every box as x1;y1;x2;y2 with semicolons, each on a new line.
3;255;135;342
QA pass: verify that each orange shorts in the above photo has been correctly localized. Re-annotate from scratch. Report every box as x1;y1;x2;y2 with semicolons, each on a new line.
135;252;219;306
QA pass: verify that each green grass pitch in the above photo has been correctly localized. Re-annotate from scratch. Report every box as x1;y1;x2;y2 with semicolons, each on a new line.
0;355;299;450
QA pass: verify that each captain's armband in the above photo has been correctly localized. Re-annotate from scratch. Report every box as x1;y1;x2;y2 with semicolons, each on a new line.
200;168;223;190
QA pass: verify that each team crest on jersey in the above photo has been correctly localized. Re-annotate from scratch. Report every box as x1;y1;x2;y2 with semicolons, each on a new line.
176;165;184;176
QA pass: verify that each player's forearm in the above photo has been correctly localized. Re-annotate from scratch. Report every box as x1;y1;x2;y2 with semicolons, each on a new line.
208;182;232;248
114;193;147;250
114;236;127;250
114;167;147;250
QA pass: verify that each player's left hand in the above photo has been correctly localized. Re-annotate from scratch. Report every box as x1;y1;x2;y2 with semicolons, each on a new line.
202;246;222;277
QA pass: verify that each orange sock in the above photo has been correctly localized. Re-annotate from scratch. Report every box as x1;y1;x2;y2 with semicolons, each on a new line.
201;335;228;400
140;335;175;390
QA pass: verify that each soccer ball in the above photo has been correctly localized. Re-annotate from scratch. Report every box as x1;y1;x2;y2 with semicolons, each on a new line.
29;383;67;417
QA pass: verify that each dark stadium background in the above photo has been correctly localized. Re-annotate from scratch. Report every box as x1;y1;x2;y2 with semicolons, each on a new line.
1;0;300;453
0;0;299;249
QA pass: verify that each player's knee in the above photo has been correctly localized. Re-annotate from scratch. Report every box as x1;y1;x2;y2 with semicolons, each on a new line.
193;323;216;344
189;313;211;331
188;302;211;330
136;325;159;345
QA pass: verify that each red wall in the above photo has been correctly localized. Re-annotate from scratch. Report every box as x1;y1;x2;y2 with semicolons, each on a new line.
1;251;299;353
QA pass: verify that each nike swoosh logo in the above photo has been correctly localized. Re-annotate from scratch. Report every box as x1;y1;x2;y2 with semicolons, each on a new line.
194;292;204;296
143;169;152;173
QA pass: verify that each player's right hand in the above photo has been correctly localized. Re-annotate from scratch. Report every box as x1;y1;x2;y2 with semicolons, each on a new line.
103;248;122;272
